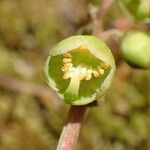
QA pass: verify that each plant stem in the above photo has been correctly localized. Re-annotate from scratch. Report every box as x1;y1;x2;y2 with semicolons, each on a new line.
57;1;115;149
56;105;87;150
91;0;115;36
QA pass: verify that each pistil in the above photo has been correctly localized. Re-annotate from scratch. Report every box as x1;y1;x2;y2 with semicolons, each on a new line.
64;68;81;102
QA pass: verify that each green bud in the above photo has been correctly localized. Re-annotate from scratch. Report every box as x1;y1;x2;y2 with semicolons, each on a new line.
121;31;150;69
136;0;150;20
43;35;116;105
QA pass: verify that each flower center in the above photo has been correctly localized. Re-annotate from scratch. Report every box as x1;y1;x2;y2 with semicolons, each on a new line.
62;52;109;102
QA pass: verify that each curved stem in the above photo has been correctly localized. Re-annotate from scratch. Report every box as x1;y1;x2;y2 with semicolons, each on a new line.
91;0;115;36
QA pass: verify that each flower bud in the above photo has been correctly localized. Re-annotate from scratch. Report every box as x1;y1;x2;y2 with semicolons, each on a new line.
136;0;150;20
121;31;150;69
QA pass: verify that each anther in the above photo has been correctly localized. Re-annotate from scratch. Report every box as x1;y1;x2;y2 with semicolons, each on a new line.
62;66;70;72
63;58;72;63
62;65;75;72
63;72;73;79
97;67;104;75
64;63;73;68
78;46;87;51
100;62;109;69
85;68;92;80
63;52;72;58
92;69;99;77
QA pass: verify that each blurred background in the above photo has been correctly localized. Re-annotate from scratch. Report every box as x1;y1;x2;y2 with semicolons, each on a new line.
0;0;150;150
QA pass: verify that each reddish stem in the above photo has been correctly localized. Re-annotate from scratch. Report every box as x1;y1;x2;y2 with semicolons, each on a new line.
56;106;87;150
91;0;115;36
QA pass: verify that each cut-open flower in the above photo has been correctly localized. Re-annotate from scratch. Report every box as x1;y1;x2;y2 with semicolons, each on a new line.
44;35;116;105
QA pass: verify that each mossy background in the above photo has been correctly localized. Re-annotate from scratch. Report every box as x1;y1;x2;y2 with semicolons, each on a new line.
0;0;150;150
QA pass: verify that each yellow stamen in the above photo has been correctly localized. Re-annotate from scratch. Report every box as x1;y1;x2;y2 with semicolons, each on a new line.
92;69;99;77
78;45;87;51
97;67;104;75
62;66;70;72
63;58;72;63
85;68;92;80
63;52;72;58
64;63;73;68
100;63;109;69
63;72;73;79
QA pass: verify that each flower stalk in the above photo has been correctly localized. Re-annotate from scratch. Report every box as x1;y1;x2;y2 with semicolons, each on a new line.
56;105;87;150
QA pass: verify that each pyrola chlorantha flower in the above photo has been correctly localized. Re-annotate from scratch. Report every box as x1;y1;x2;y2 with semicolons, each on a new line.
44;35;116;105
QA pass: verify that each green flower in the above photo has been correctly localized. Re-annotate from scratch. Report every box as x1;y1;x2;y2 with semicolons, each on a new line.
44;35;116;105
121;31;150;69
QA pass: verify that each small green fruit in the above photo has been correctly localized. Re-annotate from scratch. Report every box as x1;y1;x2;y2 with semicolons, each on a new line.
121;31;150;68
44;35;116;105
